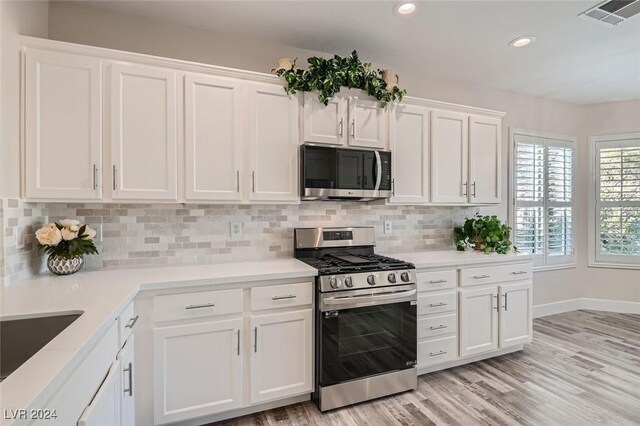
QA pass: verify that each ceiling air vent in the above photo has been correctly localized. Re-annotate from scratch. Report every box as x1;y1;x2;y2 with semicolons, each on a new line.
580;0;640;26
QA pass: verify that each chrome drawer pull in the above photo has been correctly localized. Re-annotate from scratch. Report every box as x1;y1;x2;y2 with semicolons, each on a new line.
123;362;133;396
428;279;448;284
511;271;528;275
429;302;447;307
429;325;447;330
272;294;297;301
429;350;447;357
473;274;490;279
125;315;139;329
185;303;216;310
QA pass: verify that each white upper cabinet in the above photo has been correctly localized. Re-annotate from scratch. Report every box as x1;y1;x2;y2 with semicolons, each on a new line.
24;48;102;200
347;97;387;149
389;103;429;204
469;115;501;204
184;73;243;201
110;63;178;201
430;110;470;204
247;83;299;202
499;282;533;348
303;93;347;146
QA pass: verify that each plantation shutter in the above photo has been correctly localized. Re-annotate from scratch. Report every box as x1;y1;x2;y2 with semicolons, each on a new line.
595;139;640;265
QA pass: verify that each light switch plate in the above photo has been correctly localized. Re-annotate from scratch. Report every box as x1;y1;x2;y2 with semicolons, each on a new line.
384;221;392;234
230;222;242;240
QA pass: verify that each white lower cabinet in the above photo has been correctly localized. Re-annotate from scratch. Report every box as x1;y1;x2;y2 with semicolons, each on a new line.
118;337;136;426
250;310;313;404
459;286;499;357
499;282;533;347
77;360;121;426
153;318;243;424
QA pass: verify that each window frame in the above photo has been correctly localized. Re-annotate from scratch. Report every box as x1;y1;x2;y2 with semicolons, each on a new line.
509;128;577;271
589;132;640;270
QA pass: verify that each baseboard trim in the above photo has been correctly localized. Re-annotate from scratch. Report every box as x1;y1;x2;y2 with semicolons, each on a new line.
534;297;640;318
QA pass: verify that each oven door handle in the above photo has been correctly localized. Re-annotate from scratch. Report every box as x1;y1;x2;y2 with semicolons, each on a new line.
321;288;416;310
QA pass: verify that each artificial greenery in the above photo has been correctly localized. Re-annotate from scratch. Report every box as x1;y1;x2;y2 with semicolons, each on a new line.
275;51;407;106
37;223;99;259
454;214;515;254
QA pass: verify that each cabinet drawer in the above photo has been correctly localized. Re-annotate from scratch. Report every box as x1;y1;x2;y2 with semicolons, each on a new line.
460;262;532;286
417;314;457;339
118;300;137;347
251;282;312;311
418;335;457;367
418;291;456;316
154;289;243;322
417;269;456;291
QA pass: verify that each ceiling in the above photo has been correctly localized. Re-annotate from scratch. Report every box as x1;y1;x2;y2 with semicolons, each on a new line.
71;0;640;105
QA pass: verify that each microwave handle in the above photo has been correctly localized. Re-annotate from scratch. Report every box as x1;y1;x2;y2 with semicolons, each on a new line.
374;151;382;192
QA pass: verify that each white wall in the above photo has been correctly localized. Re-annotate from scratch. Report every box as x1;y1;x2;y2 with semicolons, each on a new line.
0;0;49;198
30;1;637;305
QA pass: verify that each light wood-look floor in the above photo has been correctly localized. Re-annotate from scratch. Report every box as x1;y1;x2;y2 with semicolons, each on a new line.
215;310;640;425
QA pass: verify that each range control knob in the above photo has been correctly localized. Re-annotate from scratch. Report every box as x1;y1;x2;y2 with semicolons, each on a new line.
367;275;377;286
400;272;411;282
344;276;354;288
329;277;342;289
388;273;397;283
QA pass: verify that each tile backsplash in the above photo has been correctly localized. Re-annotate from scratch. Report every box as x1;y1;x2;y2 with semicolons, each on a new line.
1;198;477;285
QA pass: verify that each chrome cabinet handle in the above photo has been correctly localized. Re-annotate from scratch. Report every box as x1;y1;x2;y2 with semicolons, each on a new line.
125;315;139;329
472;181;476;197
123;362;133;396
339;118;343;137
494;294;499;312
93;164;98;190
511;271;528;275
251;171;255;193
473;274;490;279
429;350;447;357
462;181;468;197
429;325;447;330
351;119;356;139
253;327;258;353
185;303;215;310
236;329;240;356
112;165;117;190
429;302;447;307
429;279;448;284
503;293;508;311
272;294;297;301
236;170;240;193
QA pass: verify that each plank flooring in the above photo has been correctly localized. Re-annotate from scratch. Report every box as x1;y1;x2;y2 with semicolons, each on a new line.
214;310;640;426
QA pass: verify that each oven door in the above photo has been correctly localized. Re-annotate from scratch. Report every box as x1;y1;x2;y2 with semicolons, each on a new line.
318;285;417;387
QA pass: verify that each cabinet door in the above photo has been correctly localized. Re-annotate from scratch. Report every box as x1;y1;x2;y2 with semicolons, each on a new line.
459;286;499;357
24;48;102;200
499;282;533;348
247;83;299;202
303;93;346;145
185;73;243;201
77;360;120;426
154;319;242;424
347;97;387;149
118;337;135;426
110;63;177;200
469;116;501;204
430;110;469;204
250;309;313;404
389;104;429;204
337;150;362;189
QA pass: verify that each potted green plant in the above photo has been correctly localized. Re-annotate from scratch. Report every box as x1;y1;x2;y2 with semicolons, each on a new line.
36;219;99;275
274;50;407;106
454;214;515;254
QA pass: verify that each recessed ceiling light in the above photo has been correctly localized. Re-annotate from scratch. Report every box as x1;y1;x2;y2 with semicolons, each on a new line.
509;36;536;48
396;2;417;15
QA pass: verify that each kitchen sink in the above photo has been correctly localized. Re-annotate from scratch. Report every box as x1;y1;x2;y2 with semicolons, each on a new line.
0;312;82;382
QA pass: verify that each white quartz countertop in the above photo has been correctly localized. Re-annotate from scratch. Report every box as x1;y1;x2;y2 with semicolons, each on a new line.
385;250;533;269
0;258;318;423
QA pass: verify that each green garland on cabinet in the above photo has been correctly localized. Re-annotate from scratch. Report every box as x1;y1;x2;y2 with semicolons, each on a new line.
274;51;407;106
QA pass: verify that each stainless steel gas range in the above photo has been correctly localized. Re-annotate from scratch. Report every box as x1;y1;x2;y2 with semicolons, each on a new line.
294;227;417;412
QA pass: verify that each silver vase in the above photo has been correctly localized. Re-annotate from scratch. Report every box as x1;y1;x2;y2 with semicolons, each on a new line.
47;254;84;275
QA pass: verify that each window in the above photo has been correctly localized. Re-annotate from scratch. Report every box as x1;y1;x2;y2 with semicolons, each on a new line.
511;130;576;269
590;133;640;268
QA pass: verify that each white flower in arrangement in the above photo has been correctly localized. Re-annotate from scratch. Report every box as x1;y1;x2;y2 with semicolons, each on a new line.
61;227;79;241
35;225;62;246
58;219;80;228
84;226;97;240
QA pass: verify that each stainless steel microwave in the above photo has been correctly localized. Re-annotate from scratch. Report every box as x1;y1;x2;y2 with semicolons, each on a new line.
301;145;392;201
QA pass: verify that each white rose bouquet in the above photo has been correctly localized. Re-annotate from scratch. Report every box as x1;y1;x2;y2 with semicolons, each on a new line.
35;219;99;259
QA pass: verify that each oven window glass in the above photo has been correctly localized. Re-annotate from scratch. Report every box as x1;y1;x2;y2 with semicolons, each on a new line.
320;301;416;387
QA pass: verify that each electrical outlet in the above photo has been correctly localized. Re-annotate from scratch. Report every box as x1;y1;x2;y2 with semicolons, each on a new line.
94;224;103;243
15;227;25;250
230;222;242;240
384;221;392;234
